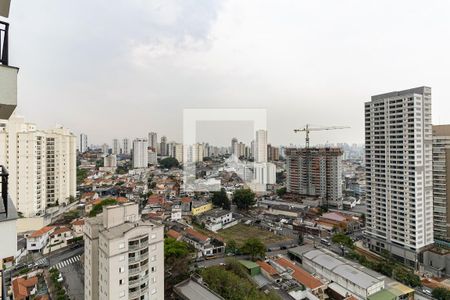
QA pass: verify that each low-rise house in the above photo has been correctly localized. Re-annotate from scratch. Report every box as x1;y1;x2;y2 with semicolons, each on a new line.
12;276;38;300
148;194;166;209
26;226;55;252
317;212;360;233
200;209;237;232
166;229;182;241
256;260;282;283
171;205;182;221
192;201;213;216
44;226;74;254
182;228;224;258
180;197;192;213
71;219;85;237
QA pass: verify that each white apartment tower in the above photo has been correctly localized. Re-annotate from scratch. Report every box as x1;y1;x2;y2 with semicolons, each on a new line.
432;125;450;242
132;138;148;169
84;203;164;300
255;129;268;163
0;115;76;217
122;138;130;155
112;139;120;155
365;87;433;267
80;133;88;153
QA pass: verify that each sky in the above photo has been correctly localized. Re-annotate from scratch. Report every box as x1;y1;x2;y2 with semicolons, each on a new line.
7;0;450;147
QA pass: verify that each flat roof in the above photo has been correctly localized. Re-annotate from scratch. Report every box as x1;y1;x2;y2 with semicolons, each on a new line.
174;278;224;300
239;260;260;269
367;289;396;300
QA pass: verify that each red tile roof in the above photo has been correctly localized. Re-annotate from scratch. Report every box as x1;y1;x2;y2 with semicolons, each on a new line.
71;219;85;226
275;257;323;290
257;261;278;276
51;227;71;236
184;228;209;242
12;277;38;300
148;195;165;205
181;197;192;203
167;229;182;239
29;226;54;238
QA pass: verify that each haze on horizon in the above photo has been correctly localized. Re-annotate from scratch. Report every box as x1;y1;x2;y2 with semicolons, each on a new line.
7;0;450;146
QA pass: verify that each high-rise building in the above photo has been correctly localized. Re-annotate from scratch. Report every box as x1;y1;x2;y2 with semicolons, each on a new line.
80;133;88;153
255;129;268;163
122;138;130;155
0;4;19;266
112;139;120;155
286;147;343;208
267;144;280;161
84;203;164;300
365;87;433;267
174;143;183;163
148;132;157;151
432;125;450;242
148;150;157;165
101;143;109;155
160;136;167;156
133;138;148;169
0;115;77;217
231;138;238;156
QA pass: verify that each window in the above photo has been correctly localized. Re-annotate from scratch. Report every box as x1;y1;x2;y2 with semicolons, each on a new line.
119;242;125;249
119;279;123;285
119;267;125;273
151;266;156;272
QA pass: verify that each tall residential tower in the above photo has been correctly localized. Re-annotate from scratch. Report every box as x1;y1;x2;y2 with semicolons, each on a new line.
364;87;433;266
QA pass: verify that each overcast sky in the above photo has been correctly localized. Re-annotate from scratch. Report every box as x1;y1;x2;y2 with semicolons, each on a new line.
7;0;450;147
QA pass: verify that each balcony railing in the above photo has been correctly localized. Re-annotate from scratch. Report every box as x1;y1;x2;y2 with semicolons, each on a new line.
0;21;9;66
0;165;9;217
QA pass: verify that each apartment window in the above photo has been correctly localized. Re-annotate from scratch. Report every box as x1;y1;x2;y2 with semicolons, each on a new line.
151;266;156;272
119;267;125;273
119;242;125;249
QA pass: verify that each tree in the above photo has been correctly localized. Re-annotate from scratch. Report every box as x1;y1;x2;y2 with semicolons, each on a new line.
212;188;230;210
89;198;118;217
159;157;180;169
240;238;266;261
226;240;238;254
76;168;88;185
233;189;256;210
392;267;421;287
276;187;287;198
332;233;355;249
164;238;193;293
432;287;450;300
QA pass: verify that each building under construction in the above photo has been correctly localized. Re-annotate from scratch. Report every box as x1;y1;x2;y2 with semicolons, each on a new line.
286;147;343;208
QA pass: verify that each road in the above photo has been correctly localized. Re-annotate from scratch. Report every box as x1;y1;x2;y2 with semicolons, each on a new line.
47;243;84;267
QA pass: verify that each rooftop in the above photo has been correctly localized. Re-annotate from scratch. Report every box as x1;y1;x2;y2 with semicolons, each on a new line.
29;226;54;238
275;257;323;290
203;208;231;218
173;278;224;300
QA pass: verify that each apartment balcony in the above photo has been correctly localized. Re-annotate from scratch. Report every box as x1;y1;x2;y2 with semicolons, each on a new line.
128;252;148;263
0;165;17;260
0;20;18;120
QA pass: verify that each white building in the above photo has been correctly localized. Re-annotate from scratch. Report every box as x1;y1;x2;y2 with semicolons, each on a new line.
255;129;268;163
201;209;236;232
80;133;88;153
365;86;434;267
101;143;109;155
122;138;130;155
26;226;55;252
112;139;120;155
103;154;117;168
84;203;164;300
170;205;182;221
174;143;183;163
432;125;450;242
0;115;77;217
132;138;148;169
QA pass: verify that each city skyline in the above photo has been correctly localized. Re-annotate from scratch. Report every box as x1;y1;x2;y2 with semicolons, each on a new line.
8;1;450;146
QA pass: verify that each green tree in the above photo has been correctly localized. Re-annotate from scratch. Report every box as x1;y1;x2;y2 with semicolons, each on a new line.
276;187;287;198
76;168;88;185
164;238;193;292
432;287;450;300
159;157;180;169
332;233;355;249
89;198;118;217
233;189;256;210
212;188;230;210
240;238;266;261
226;240;238;254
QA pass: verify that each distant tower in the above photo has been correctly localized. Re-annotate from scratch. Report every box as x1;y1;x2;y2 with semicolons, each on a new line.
148;132;157;151
231;138;238;156
132;138;148;168
255;130;268;163
122;138;130;155
80;133;88;153
112;139;119;155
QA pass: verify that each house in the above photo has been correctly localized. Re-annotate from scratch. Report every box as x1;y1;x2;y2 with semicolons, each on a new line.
44;226;74;254
256;260;282;283
171;205;182;221
182;228;224;257
26;226;55;252
148;194;165;209
192;201;213;216
12;276;38;300
71;219;85;237
200;209;237;232
180;197;192;213
317;212;360;233
166;229;182;240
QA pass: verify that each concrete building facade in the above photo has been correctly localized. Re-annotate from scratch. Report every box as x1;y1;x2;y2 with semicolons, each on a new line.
364;87;434;267
432;125;450;242
132;138;148;169
84;203;164;300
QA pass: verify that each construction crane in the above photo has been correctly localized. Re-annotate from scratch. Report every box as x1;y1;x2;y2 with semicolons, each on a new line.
293;124;350;148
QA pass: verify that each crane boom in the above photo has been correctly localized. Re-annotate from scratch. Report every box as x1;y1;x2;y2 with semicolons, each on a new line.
293;124;350;148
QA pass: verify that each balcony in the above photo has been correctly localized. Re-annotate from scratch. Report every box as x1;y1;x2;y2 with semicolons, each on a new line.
0;20;18;120
0;165;17;260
